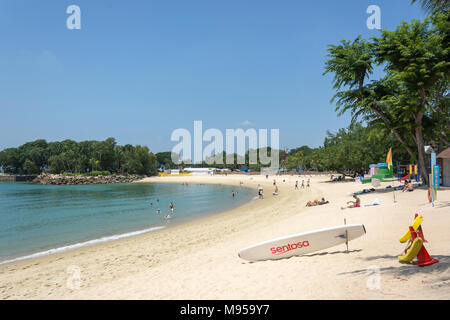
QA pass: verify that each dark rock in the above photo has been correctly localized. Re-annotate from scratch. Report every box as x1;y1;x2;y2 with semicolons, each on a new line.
33;173;147;185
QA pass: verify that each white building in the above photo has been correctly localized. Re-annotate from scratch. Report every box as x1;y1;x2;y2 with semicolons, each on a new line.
260;167;278;176
183;168;217;175
437;147;450;187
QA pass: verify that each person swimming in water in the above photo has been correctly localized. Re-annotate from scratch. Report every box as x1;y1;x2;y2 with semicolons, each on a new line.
169;202;174;212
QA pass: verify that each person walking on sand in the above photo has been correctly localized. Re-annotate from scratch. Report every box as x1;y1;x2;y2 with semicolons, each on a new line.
273;185;279;195
341;195;361;210
301;180;305;189
307;179;310;188
295;181;299;190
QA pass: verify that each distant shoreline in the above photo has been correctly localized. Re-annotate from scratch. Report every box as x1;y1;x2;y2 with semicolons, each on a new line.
0;174;37;182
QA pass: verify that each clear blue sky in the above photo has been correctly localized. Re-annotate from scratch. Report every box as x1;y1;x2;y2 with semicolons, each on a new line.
0;0;425;153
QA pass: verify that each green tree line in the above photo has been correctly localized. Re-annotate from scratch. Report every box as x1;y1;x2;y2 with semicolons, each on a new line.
0;138;158;176
156;123;413;177
285;124;414;177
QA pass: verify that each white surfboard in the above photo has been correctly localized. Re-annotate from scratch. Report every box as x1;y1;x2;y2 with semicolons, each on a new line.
238;224;366;262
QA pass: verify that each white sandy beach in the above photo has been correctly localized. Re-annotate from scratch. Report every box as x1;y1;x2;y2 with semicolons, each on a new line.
0;174;449;300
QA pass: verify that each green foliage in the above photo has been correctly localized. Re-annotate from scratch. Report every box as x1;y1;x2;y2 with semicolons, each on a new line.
323;12;449;183
411;0;450;14
87;171;111;176
155;152;178;169
0;138;158;176
324;36;375;92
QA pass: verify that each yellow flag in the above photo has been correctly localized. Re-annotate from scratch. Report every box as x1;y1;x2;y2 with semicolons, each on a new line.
386;148;392;169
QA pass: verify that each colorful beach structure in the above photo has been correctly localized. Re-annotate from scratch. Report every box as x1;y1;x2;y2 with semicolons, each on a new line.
361;163;394;184
396;163;420;182
360;148;422;184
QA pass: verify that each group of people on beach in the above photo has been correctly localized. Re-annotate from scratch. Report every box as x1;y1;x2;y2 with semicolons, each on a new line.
402;180;414;192
306;198;328;207
295;179;310;190
330;175;344;182
257;177;313;202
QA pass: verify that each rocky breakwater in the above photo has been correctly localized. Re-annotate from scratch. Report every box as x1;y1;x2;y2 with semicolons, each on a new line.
33;173;147;185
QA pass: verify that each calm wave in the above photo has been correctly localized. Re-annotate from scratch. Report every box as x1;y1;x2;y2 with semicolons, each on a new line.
0;182;254;263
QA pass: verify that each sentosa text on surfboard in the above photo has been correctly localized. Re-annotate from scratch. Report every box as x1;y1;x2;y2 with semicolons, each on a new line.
271;241;310;255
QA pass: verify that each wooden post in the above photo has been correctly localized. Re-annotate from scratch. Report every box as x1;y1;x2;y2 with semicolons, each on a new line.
344;218;349;252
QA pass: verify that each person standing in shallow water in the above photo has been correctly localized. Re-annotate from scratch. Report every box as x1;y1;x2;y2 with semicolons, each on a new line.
169;202;174;212
257;185;264;199
232;190;235;198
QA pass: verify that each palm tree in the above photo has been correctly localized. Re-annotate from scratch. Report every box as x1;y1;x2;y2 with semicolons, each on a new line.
411;0;449;14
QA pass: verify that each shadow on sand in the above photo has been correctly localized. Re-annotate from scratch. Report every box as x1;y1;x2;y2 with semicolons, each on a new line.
433;201;450;209
336;254;450;279
319;179;356;184
242;249;362;264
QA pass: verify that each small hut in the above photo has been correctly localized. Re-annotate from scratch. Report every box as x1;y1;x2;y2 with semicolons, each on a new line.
437;147;450;187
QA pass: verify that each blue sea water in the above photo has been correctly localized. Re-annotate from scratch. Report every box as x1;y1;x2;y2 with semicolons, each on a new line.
0;182;254;263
